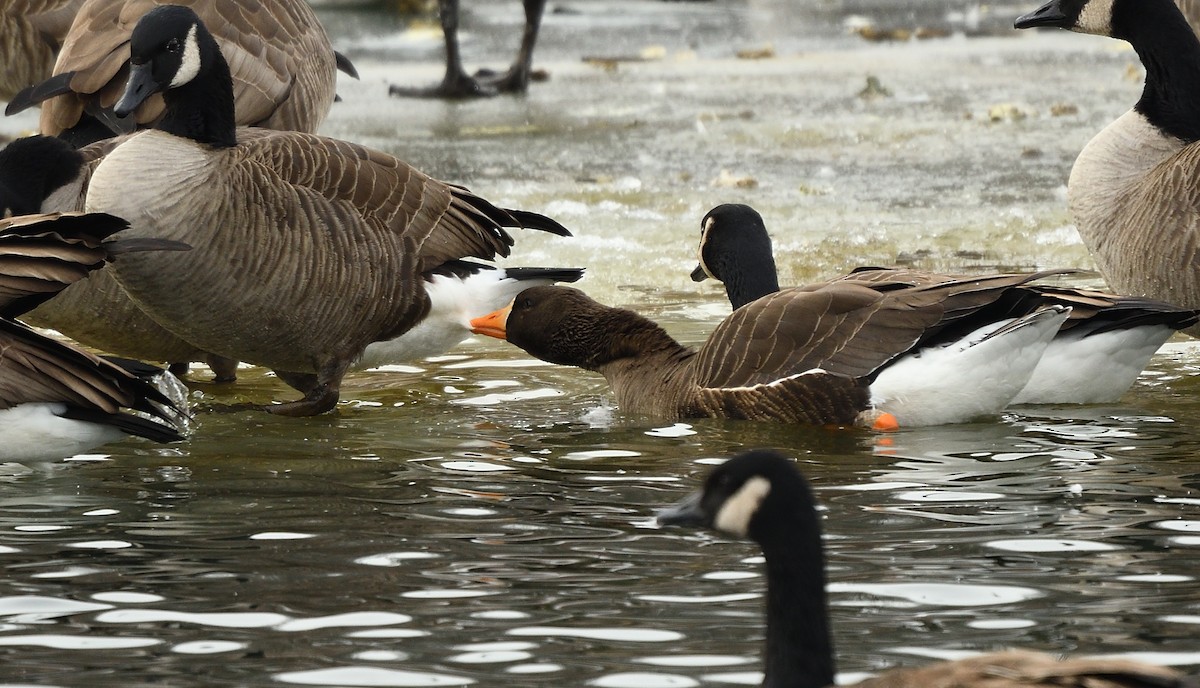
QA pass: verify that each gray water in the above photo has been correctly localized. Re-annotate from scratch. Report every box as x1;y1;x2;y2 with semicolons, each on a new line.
1;0;1199;685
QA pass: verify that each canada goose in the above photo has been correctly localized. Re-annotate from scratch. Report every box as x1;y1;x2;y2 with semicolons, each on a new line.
389;0;547;98
1013;0;1200;339
469;279;1073;428
0;0;85;103
5;0;358;145
0;212;187;460
657;449;1199;688
85;5;572;416
690;203;1200;404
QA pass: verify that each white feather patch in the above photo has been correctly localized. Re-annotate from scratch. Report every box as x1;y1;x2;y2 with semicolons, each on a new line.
169;25;202;88
714;476;771;537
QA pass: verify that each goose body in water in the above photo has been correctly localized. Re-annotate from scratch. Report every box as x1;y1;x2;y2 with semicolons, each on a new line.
86;5;573;416
470;279;1073;428
0;212;187;460
5;0;357;146
657;449;1200;688
690;204;1199;404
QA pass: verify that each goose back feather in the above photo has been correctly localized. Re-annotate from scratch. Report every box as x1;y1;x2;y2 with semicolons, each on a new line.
658;449;1198;688
0;0;83;102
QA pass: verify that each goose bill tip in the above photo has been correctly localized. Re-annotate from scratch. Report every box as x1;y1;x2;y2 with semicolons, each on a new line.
469;304;512;340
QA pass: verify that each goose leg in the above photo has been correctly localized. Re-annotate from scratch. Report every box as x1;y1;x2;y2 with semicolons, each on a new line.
476;0;547;93
388;0;495;99
206;354;239;383
266;359;350;417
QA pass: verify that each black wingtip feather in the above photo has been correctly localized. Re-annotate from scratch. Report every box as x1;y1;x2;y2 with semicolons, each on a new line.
4;72;77;116
506;209;572;237
502;267;585;283
335;51;360;79
57;406;185;444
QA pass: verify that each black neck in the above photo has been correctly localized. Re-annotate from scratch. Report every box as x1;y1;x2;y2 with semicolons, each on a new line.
1127;0;1200;142
724;259;781;310
757;503;835;688
157;53;237;148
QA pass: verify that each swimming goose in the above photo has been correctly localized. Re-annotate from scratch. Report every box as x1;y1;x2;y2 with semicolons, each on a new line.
469;280;1072;428
389;0;547;98
0;0;84;103
1014;0;1200;340
86;5;572;416
691;203;1199;404
657;449;1199;688
5;0;357;145
0;212;187;460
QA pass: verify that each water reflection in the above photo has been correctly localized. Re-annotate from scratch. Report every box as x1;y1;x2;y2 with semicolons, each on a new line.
1;0;1199;684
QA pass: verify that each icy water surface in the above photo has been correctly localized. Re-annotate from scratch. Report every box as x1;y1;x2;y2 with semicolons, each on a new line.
1;0;1199;685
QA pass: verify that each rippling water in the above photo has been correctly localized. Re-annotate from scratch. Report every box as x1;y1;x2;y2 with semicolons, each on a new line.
2;0;1199;685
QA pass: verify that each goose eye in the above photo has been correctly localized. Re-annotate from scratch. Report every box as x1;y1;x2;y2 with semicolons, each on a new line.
166;38;182;53
518;296;533;309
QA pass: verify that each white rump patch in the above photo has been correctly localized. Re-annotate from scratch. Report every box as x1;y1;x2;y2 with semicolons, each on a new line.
169;25;202;88
715;476;771;537
0;403;125;462
1012;324;1173;404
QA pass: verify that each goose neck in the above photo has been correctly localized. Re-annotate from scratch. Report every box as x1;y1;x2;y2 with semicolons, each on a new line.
157;55;237;148
1129;3;1200;142
757;507;836;688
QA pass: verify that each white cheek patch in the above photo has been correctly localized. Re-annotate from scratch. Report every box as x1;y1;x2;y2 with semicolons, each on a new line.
714;476;771;537
169;25;202;88
697;216;716;279
1077;0;1114;34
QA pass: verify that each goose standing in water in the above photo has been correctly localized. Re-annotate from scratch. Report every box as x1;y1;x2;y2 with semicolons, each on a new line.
1014;0;1200;339
690;203;1199;404
657;449;1200;688
87;5;573;416
5;0;358;145
389;0;547;98
0;212;188;460
469;278;1073;428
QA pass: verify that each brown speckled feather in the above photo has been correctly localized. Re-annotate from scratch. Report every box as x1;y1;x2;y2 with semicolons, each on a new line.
33;0;337;135
693;273;1055;390
0;0;84;101
852;650;1191;688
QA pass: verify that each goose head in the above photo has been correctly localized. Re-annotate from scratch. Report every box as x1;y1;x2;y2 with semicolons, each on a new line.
470;285;680;371
1014;0;1186;40
115;5;235;147
657;449;819;542
692;204;780;309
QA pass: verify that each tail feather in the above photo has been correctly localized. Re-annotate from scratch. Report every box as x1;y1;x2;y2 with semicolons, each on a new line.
502;267;585;283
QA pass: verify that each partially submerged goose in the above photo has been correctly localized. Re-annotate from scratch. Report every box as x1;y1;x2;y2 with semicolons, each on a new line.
0;212;187;460
87;5;573;416
1015;0;1200;339
389;0;546;98
469;280;1072;428
657;449;1199;688
691;203;1199;404
5;0;357;145
0;0;84;103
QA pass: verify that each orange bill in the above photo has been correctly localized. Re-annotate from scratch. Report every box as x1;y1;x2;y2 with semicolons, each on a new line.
469;303;512;340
